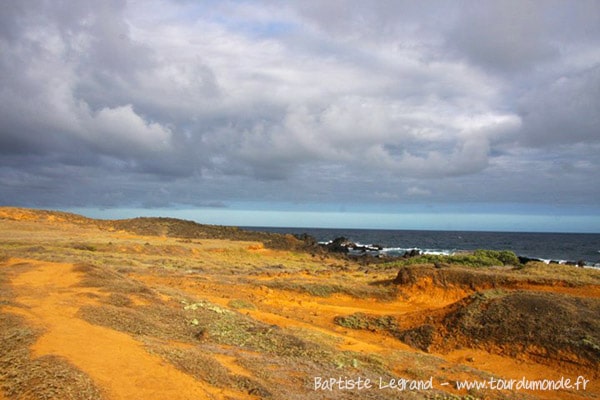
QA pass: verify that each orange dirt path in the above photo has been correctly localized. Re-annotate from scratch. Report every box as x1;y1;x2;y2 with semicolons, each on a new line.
3;259;243;400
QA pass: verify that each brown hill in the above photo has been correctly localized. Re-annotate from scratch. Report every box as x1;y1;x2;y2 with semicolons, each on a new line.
0;207;315;251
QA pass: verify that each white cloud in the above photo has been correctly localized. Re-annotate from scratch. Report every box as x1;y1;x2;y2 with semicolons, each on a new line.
87;104;172;152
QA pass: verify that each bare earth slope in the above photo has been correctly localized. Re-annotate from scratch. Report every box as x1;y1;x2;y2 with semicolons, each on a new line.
0;207;598;399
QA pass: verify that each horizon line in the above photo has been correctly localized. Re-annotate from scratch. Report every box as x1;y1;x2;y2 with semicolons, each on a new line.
56;206;600;235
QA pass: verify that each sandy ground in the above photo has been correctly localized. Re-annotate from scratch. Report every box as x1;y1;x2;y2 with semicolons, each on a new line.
0;208;598;400
5;259;237;400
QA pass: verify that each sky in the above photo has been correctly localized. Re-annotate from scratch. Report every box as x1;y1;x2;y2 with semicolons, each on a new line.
1;0;599;232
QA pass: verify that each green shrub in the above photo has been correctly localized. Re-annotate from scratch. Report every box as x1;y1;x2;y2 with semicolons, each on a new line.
388;250;520;268
473;250;520;266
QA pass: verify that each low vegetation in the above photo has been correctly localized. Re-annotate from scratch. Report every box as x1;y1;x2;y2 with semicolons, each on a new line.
1;207;598;399
386;250;521;268
263;279;397;300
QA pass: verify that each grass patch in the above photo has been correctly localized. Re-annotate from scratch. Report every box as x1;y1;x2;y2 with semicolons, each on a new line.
73;263;156;297
516;261;600;286
77;303;199;342
184;300;330;359
263;280;397;300
104;293;133;307
334;313;397;332
71;242;97;252
267;281;344;297
144;341;272;397
228;298;256;310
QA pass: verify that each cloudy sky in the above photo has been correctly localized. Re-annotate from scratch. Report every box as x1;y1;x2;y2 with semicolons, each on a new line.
1;0;599;232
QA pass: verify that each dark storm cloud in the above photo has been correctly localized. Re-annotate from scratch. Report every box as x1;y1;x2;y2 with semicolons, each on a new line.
517;66;600;147
448;0;558;73
0;0;599;209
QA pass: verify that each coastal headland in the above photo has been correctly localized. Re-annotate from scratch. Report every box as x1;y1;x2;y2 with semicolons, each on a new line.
0;207;598;399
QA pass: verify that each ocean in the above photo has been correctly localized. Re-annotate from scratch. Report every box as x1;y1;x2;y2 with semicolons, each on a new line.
243;227;600;267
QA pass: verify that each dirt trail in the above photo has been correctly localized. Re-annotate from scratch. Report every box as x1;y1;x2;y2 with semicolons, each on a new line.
4;259;244;400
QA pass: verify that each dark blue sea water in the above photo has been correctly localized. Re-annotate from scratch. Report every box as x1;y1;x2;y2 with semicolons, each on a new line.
243;227;600;267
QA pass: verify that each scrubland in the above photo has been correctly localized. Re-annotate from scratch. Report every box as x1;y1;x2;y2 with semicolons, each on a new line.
0;207;598;400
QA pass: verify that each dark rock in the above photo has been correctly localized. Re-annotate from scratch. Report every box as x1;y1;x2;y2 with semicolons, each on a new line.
518;256;542;264
403;249;421;258
353;244;381;253
322;236;355;253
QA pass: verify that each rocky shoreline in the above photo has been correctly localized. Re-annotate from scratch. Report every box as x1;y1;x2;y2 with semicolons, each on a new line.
317;235;592;267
